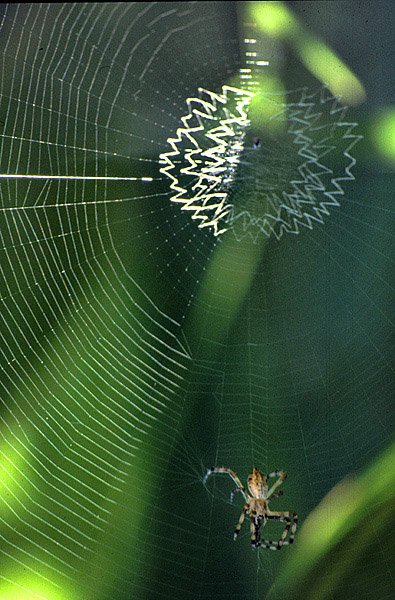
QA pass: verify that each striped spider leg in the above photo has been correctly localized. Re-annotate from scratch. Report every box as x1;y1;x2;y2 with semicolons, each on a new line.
204;467;249;501
267;469;287;498
255;509;298;550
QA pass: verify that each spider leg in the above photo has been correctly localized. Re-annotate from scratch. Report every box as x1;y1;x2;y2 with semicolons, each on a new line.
250;516;258;548
254;516;263;547
266;470;287;498
255;539;284;550
249;515;264;549
234;502;249;540
230;487;246;503
204;467;248;501
255;510;298;550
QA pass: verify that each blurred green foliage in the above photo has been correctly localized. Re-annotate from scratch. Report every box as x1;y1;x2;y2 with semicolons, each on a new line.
268;440;395;600
250;1;366;104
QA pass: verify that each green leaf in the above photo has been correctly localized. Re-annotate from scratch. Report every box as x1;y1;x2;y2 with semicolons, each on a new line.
267;440;395;600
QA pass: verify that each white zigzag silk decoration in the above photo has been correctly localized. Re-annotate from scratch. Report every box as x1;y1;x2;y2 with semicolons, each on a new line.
159;86;255;237
160;85;361;241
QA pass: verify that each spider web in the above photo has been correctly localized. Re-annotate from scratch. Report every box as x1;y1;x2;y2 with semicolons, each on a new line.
0;3;393;600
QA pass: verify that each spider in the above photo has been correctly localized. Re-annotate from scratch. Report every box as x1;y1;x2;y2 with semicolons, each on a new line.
204;466;298;550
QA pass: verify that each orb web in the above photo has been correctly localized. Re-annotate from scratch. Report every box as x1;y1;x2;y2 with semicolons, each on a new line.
0;3;391;600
